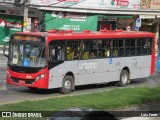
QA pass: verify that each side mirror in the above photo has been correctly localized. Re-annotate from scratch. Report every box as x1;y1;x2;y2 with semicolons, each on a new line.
3;42;9;57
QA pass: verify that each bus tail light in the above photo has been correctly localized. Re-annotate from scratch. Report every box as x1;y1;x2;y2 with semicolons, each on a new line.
35;73;45;81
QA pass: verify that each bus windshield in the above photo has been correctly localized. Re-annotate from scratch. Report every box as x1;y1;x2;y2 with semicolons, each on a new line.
8;35;46;68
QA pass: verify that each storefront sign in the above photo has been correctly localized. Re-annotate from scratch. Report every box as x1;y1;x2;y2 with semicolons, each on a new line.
134;26;139;31
140;0;151;9
1;0;160;10
151;0;160;10
28;0;140;9
140;0;160;10
0;0;14;3
25;18;31;32
0;15;23;45
117;18;135;29
136;18;141;27
111;0;129;7
6;9;21;15
0;6;38;17
45;12;97;31
109;0;140;8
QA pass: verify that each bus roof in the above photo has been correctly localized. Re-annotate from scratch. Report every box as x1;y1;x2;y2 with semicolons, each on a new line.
16;30;155;41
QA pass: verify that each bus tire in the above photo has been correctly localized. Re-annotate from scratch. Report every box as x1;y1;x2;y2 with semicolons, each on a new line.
60;75;73;94
118;70;129;87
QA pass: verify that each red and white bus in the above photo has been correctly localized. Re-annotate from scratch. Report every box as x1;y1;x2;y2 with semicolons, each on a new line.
3;30;155;94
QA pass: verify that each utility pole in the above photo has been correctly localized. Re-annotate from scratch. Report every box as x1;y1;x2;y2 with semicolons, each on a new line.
23;0;30;32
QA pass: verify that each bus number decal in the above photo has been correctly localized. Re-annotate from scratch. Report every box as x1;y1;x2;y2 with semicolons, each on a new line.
23;59;29;67
78;61;97;70
109;58;112;64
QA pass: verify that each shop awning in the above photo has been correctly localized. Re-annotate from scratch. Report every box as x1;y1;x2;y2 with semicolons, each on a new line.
98;15;133;19
139;15;156;19
36;6;160;16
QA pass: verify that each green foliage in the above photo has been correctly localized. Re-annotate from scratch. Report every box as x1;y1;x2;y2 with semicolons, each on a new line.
0;86;160;112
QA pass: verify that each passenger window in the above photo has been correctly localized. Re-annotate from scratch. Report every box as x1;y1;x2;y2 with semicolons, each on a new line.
112;39;124;57
83;40;97;59
125;39;135;56
67;41;83;60
136;38;148;56
89;50;97;59
98;39;111;58
83;51;89;59
147;38;153;55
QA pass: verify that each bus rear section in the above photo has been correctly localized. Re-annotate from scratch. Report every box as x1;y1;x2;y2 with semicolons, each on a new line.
5;34;49;89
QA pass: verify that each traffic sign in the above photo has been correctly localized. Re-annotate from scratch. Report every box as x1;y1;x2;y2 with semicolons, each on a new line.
136;18;141;27
134;26;139;31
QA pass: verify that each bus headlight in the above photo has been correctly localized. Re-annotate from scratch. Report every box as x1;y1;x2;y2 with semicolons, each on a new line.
7;71;11;78
35;73;45;81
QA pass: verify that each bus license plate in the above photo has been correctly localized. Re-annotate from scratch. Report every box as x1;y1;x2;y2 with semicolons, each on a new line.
19;80;25;84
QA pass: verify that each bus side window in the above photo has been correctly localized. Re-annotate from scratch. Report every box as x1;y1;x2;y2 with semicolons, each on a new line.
83;51;89;59
67;52;74;60
113;48;118;57
73;50;81;60
67;47;74;60
98;39;111;58
49;47;56;61
104;48;110;57
148;39;152;54
89;51;96;59
98;50;103;57
67;41;83;60
58;47;65;60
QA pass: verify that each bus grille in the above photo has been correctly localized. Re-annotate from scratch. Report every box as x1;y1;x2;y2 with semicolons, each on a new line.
11;77;35;84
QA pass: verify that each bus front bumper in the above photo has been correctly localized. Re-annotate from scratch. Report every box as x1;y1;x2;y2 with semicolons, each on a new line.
7;69;49;89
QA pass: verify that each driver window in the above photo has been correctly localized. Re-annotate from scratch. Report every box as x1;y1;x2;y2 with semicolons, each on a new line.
49;40;65;62
49;46;65;61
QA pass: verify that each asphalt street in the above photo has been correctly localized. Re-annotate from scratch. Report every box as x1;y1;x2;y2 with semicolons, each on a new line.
0;54;7;84
0;53;160;105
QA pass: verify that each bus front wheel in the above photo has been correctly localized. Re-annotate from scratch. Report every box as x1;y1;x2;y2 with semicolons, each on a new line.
118;70;129;87
60;75;73;94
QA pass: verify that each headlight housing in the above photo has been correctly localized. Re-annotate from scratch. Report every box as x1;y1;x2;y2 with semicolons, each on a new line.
35;73;45;81
7;71;11;78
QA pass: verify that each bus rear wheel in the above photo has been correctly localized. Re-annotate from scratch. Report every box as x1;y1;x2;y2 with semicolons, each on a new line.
60;75;73;94
118;70;129;87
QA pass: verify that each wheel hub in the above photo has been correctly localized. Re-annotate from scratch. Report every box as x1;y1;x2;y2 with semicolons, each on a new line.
122;74;127;84
64;80;71;90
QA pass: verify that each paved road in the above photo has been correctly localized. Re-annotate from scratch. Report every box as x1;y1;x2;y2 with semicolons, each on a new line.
0;55;7;83
0;54;160;105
